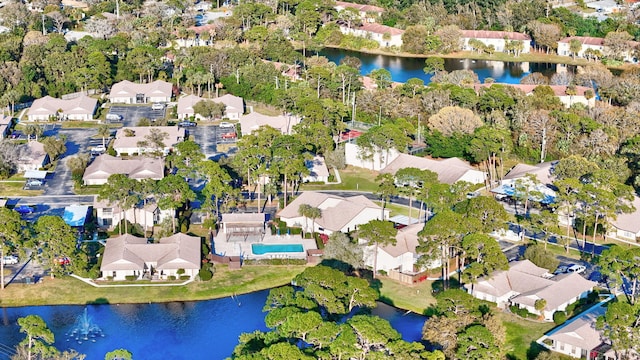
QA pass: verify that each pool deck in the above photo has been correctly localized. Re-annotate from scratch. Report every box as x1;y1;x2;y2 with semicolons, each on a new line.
212;230;317;260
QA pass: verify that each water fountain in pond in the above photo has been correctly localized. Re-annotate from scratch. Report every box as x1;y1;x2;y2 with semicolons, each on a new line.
66;308;105;344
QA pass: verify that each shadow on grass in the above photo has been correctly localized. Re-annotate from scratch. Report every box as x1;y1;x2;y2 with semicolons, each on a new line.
525;340;547;360
87;298;110;305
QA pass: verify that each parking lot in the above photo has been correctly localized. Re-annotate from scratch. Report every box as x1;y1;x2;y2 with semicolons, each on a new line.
190;124;237;159
107;105;166;127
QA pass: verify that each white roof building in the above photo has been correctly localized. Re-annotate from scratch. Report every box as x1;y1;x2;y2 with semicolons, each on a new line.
109;80;173;104
82;155;164;185
16;141;50;172
303;155;330;183
380;153;486;185
27;95;98;121
112;126;185;156
177;94;244;120
238;112;300;136
100;233;201;281
279;191;389;235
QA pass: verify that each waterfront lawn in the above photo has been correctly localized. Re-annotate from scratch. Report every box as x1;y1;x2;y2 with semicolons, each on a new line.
500;312;554;360
377;278;436;314
0;265;308;307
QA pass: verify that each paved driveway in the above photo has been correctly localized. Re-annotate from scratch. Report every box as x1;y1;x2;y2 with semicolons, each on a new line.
43;128;95;196
108;105;165;127
190;125;218;158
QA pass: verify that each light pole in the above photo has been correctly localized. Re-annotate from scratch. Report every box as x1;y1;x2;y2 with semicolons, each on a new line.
1;245;4;290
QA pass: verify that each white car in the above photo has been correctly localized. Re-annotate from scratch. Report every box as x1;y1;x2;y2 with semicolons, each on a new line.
3;255;19;265
26;179;43;187
151;103;165;110
219;122;234;128
567;264;586;274
91;145;106;153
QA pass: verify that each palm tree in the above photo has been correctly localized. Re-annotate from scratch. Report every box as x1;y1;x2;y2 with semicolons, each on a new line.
307;206;321;237
298;204;312;237
96;124;111;148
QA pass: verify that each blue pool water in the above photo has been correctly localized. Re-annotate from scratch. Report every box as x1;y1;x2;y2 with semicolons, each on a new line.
0;291;426;359
251;243;304;255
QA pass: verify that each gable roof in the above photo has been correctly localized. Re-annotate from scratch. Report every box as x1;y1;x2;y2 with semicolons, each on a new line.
0;115;13;125
610;196;640;234
467;260;596;312
27;95;97;117
279;192;383;232
109;80;172;99
381;223;423;257
100;233;201;271
503;161;556;184
545;302;607;351
83;154;164;182
239;112;300;135
558;36;604;46
359;23;404;36
176;94;202;115
17;141;47;165
461;30;531;41
380;153;480;184
306;155;330;178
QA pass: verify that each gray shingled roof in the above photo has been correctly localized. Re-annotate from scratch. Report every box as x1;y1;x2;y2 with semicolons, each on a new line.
380;153;479;184
83;155;164;182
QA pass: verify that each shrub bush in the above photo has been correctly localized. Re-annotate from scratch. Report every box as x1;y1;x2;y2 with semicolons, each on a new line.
509;305;536;319
553;311;567;325
179;275;191;280
125;275;137;281
199;268;213;281
167;275;176;281
176;268;185;275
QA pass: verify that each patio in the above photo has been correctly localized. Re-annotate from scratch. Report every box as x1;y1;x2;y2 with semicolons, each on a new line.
211;228;317;261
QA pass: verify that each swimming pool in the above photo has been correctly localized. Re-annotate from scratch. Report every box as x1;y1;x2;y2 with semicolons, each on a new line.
251;243;304;255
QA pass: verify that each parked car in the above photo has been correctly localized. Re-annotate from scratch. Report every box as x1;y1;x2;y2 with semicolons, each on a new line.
91;145;106;153
10;131;22;139
106;113;123;122
151;103;165;110
219;122;234;128
221;132;237;139
178;121;196;127
26;179;43;187
567;264;586;274
57;257;71;265
2;255;19;265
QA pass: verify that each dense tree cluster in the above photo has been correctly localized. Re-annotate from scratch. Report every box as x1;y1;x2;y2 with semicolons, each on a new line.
231;266;444;359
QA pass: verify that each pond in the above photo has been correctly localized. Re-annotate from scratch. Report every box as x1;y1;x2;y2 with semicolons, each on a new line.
318;48;574;84
0;290;427;359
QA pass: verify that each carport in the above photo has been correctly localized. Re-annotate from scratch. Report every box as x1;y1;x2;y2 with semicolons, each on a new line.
63;205;90;228
24;170;48;180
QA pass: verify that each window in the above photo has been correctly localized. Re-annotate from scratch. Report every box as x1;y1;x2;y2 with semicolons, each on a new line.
103;208;113;216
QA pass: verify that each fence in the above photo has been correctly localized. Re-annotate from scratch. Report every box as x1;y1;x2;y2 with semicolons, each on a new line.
387;269;429;284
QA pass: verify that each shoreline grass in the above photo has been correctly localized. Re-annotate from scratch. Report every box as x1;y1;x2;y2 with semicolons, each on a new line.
0;265;308;307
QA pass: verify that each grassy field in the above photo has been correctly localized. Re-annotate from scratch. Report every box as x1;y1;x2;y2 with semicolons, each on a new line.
0;181;42;197
500;312;555;360
377;278;436;314
300;166;379;192
0;265;308;307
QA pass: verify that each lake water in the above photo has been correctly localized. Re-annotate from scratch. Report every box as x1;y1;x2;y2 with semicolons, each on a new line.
0;290;426;359
319;48;571;84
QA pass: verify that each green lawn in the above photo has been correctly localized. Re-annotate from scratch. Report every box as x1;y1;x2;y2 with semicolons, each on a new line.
300;166;379;192
0;182;42;197
500;312;555;360
377;278;436;314
74;184;102;195
0;265;308;307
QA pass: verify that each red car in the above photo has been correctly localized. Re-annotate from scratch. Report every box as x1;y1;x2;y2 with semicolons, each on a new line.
57;257;71;265
221;132;237;139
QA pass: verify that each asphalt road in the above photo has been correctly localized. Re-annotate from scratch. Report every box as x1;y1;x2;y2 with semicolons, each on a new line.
190;124;238;159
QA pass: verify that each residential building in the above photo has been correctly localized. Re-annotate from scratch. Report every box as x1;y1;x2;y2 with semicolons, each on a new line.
16;141;50;172
557;36;639;63
380;152;486;185
362;223;440;282
474;83;596;108
100;233;201;281
279;191;389;235
262;60;302;81
82;155;164;185
94;198;172;231
26;95;98;121
339;23;405;47
112;126;185;156
609;196;640;241
461;30;532;53
334;1;384;22
238;112;300;136
177;94;244;120
302;155;330;183
0;115;11;139
538;300;630;359
465;260;596;321
109;80;173;104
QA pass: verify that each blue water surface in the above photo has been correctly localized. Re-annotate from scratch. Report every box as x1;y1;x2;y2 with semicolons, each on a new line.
0;291;426;359
251;243;304;255
318;48;572;84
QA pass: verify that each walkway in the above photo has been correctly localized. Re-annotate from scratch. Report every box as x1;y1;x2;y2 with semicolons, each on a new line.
70;274;194;288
